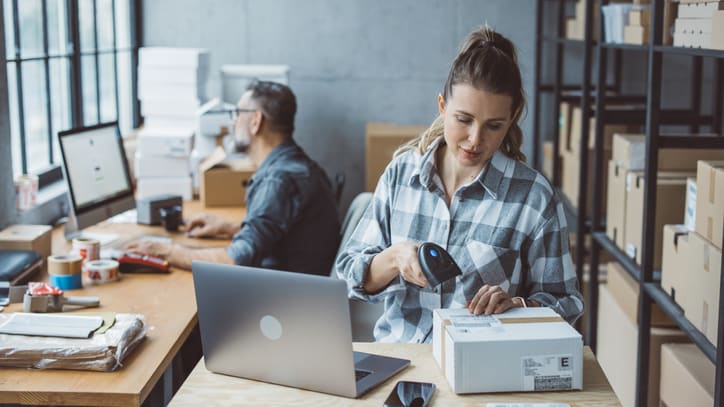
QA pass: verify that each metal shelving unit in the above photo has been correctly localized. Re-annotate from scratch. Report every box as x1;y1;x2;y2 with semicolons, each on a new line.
534;1;724;406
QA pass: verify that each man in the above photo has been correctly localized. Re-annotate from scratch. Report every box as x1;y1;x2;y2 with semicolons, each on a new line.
125;81;340;276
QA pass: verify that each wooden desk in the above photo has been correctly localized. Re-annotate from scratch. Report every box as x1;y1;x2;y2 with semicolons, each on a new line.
169;344;621;406
0;201;245;407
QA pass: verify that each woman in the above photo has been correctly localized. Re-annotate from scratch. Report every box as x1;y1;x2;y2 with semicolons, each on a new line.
336;26;583;344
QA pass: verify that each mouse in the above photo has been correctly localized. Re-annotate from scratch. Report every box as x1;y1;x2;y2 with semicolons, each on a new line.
417;242;462;287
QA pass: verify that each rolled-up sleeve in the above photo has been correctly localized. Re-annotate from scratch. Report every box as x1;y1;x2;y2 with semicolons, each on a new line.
525;200;584;324
228;177;297;265
335;168;397;303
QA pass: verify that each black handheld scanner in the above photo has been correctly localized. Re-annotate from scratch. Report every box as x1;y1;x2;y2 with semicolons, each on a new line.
417;242;462;287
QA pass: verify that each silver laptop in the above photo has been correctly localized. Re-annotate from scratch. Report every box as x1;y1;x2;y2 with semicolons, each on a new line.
191;261;410;398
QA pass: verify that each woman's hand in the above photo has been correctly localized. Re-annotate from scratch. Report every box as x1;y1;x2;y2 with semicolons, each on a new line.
392;241;428;288
467;284;523;315
365;241;429;293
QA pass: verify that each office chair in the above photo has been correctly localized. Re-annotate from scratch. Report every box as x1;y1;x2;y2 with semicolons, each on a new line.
333;172;345;205
331;192;384;342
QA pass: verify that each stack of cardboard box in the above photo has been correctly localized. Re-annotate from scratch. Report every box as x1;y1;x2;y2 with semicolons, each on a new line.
135;48;210;200
558;101;638;216
622;1;676;45
659;344;716;406
597;262;689;407
673;1;724;48
656;159;724;406
604;134;724;269
661;160;723;345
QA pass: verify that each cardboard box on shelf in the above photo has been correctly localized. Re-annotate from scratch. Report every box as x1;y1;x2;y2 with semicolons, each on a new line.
542;141;555;181
606;160;629;249
695;160;724;249
660;344;715;407
0;225;52;271
199;147;256;207
611;133;724;171
661;225;692;311
713;11;724;50
677;1;724;19
560;147;611;217
597;284;689;407
569;106;637;154
624;171;692;270
432;307;582;394
623;25;648;44
607;261;675;327
687;231;721;346
365;123;426;192
685;177;697;231
629;9;650;27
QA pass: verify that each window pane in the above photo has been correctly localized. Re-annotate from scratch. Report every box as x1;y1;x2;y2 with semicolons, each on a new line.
79;0;95;52
18;0;44;58
47;0;69;55
49;57;71;163
22;60;50;174
115;0;131;48
4;0;16;58
82;55;98;125
117;51;132;135
99;53;116;122
97;0;113;50
7;63;22;176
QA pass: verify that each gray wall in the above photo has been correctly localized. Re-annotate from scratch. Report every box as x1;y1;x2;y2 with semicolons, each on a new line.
0;0;17;229
143;0;537;212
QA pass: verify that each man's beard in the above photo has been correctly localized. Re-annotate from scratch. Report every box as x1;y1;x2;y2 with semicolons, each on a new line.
233;128;251;153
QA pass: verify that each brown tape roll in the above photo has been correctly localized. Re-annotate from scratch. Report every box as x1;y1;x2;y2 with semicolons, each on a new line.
47;254;83;276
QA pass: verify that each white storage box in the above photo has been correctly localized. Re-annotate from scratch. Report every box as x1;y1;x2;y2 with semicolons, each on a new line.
432;307;583;394
134;151;191;178
137;128;194;157
136;177;192;201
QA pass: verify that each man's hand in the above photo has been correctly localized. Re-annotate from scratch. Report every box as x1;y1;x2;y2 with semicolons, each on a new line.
123;240;174;259
186;213;238;238
467;284;521;315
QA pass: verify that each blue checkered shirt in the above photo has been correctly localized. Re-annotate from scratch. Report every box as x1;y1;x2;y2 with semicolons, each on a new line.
336;137;583;343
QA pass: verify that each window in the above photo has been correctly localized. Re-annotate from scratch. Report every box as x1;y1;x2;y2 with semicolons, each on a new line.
3;0;138;185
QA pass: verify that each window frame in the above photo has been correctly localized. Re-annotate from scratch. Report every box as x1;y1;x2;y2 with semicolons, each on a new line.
4;0;140;188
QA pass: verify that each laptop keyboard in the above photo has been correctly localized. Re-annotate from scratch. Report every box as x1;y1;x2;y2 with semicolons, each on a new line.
355;369;372;382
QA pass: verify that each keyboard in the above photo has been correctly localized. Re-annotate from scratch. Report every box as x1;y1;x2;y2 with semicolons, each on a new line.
355;369;371;381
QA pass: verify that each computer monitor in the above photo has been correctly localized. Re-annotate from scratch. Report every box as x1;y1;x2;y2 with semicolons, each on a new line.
58;122;135;243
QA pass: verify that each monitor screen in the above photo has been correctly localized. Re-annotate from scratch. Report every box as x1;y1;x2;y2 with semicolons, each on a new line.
58;123;135;239
59;123;132;211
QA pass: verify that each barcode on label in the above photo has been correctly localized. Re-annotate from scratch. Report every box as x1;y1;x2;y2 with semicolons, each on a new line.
534;375;573;391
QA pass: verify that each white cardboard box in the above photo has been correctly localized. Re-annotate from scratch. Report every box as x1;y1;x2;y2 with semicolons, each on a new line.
432;307;582;394
136;177;192;201
137;128;194;157
134;151;191;178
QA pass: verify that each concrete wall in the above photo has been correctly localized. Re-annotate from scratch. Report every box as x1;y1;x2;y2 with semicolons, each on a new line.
142;0;537;212
0;0;17;228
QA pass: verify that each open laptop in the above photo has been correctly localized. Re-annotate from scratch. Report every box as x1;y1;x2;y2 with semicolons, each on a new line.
191;261;410;398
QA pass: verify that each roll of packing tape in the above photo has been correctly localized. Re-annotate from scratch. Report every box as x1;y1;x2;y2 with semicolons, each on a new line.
72;238;100;264
47;254;83;276
49;272;83;290
85;259;120;284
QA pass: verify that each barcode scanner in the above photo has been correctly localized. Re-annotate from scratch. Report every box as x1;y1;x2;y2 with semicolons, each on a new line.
417;242;462;287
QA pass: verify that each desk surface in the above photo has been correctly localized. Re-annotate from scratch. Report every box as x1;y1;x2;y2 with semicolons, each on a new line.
169;344;620;406
0;201;245;407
